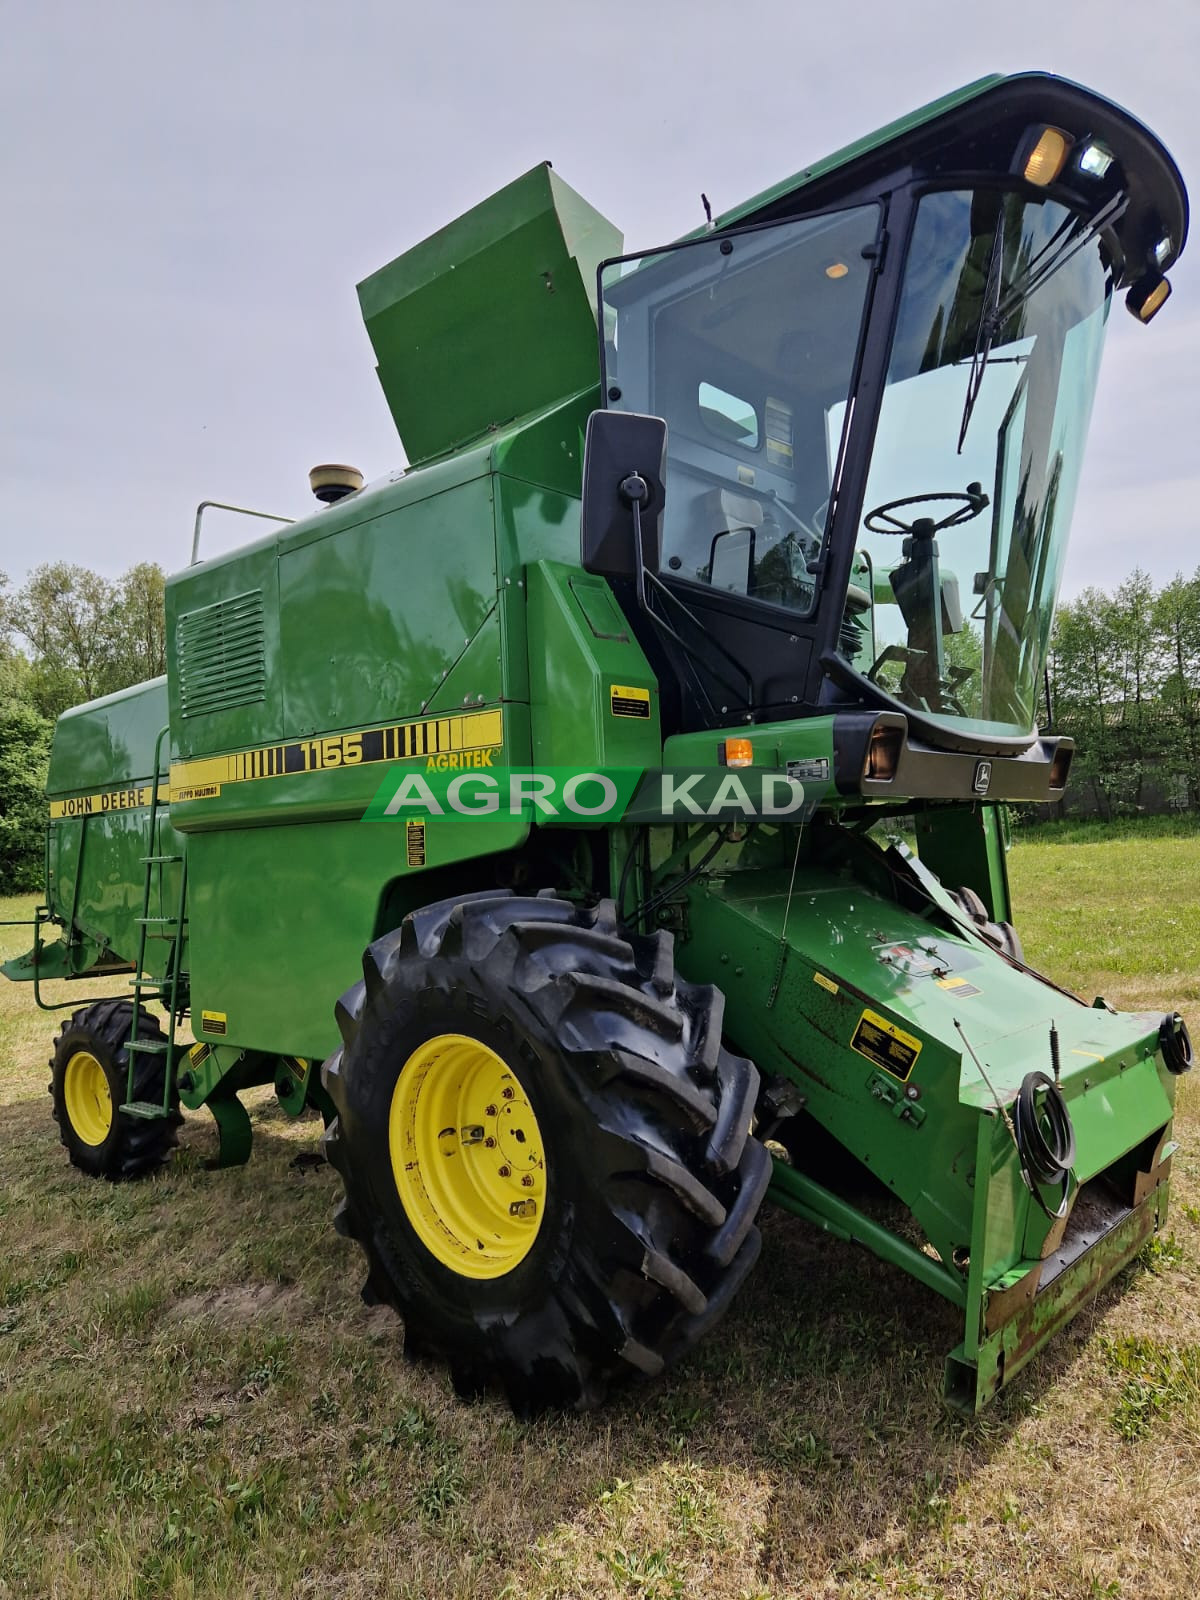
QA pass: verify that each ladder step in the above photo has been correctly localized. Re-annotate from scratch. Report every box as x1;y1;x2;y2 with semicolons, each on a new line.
136;916;178;925
121;1100;172;1120
127;1039;170;1054
141;854;183;864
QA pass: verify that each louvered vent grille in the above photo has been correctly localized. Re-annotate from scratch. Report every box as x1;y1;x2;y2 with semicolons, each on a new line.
177;590;266;717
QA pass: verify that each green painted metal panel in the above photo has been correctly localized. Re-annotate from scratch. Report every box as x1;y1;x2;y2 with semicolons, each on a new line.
277;475;498;737
678;859;1175;1279
46;678;168;795
421;607;503;718
915;805;1013;924
359;164;621;466
490;389;594;505
185;785;530;1059
491;431;597;714
166;546;282;761
44;808;185;976
40;677;185;977
525;561;661;782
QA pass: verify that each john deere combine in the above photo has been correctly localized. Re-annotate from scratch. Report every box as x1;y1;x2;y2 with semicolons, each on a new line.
6;72;1192;1414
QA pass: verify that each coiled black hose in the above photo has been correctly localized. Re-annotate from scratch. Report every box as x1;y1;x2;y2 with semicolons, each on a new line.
1160;1013;1194;1076
1012;1070;1076;1220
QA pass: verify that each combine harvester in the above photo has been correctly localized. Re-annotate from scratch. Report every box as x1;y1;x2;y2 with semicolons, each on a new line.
6;72;1192;1414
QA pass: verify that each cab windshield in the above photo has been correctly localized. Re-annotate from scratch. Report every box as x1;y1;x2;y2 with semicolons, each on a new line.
600;205;881;617
847;188;1112;738
600;187;1113;742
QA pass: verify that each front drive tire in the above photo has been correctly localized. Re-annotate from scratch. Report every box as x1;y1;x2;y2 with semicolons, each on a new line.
321;892;771;1414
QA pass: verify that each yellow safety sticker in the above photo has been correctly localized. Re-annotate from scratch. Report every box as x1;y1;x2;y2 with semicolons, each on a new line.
850;1008;922;1082
189;1042;211;1066
169;708;503;802
813;971;839;996
201;1010;228;1036
764;395;795;470
610;684;651;719
935;975;982;998
48;783;170;819
406;819;427;868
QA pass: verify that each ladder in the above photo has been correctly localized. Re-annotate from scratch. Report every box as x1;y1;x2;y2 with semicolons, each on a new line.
123;724;188;1120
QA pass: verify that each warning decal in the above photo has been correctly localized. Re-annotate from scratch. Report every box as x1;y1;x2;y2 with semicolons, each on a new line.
406;819;427;868
201;1010;228;1036
850;1008;922;1082
936;975;982;998
610;684;651;719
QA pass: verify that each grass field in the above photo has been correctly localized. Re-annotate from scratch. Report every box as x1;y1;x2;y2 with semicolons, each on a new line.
2;818;1200;1599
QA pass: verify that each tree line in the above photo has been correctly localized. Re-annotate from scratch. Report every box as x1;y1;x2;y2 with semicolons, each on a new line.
1048;569;1200;818
1;562;166;890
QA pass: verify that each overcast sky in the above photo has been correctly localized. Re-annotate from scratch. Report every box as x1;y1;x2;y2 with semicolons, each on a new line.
2;0;1197;600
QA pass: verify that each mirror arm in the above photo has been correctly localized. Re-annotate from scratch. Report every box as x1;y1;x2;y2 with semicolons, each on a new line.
621;473;651;614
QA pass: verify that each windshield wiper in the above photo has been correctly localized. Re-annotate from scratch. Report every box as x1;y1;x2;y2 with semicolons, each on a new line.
957;213;1007;454
957;189;1128;454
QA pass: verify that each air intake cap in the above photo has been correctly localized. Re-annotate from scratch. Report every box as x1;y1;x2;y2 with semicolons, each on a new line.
309;464;364;504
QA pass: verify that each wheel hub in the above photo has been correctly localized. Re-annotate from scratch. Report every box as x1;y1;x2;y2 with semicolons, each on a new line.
63;1049;113;1147
389;1033;546;1279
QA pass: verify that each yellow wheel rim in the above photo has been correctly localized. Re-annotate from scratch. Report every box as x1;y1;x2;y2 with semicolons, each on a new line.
389;1033;547;1279
63;1049;113;1146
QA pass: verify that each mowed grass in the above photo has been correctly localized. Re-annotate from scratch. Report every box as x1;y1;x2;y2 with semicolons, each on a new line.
1;818;1200;1599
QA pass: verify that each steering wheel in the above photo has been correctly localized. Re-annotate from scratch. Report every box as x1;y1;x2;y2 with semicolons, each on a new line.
863;482;989;536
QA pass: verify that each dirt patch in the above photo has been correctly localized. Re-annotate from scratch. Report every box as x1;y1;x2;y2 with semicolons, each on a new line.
171;1281;304;1323
357;1302;400;1341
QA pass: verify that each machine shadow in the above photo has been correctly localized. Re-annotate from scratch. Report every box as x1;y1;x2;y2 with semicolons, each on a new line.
583;1204;1119;1578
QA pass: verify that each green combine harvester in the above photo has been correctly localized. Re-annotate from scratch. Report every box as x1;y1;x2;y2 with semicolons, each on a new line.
6;72;1193;1414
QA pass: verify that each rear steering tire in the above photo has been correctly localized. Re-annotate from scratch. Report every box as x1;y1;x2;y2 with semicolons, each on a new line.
49;1000;181;1180
321;891;770;1414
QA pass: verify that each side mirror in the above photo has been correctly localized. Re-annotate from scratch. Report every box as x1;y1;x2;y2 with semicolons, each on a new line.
580;410;667;580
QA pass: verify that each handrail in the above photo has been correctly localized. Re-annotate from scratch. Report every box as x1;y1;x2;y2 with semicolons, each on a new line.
190;500;295;565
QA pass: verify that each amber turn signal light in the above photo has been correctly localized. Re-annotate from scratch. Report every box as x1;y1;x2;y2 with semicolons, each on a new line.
1048;745;1073;791
1126;272;1171;324
864;721;903;783
1021;126;1072;187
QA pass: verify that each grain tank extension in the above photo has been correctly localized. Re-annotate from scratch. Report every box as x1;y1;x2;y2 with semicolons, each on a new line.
6;72;1193;1414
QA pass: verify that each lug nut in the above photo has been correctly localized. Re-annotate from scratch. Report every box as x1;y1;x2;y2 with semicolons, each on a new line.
484;1137;496;1149
498;1165;511;1178
521;1175;534;1188
501;1087;515;1101
485;1104;497;1117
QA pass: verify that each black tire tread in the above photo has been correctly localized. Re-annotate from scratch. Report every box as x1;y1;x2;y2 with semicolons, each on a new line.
321;890;768;1413
49;1000;181;1181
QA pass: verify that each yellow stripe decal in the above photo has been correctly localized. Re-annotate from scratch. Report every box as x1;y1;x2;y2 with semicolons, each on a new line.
168;708;504;803
49;784;170;819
